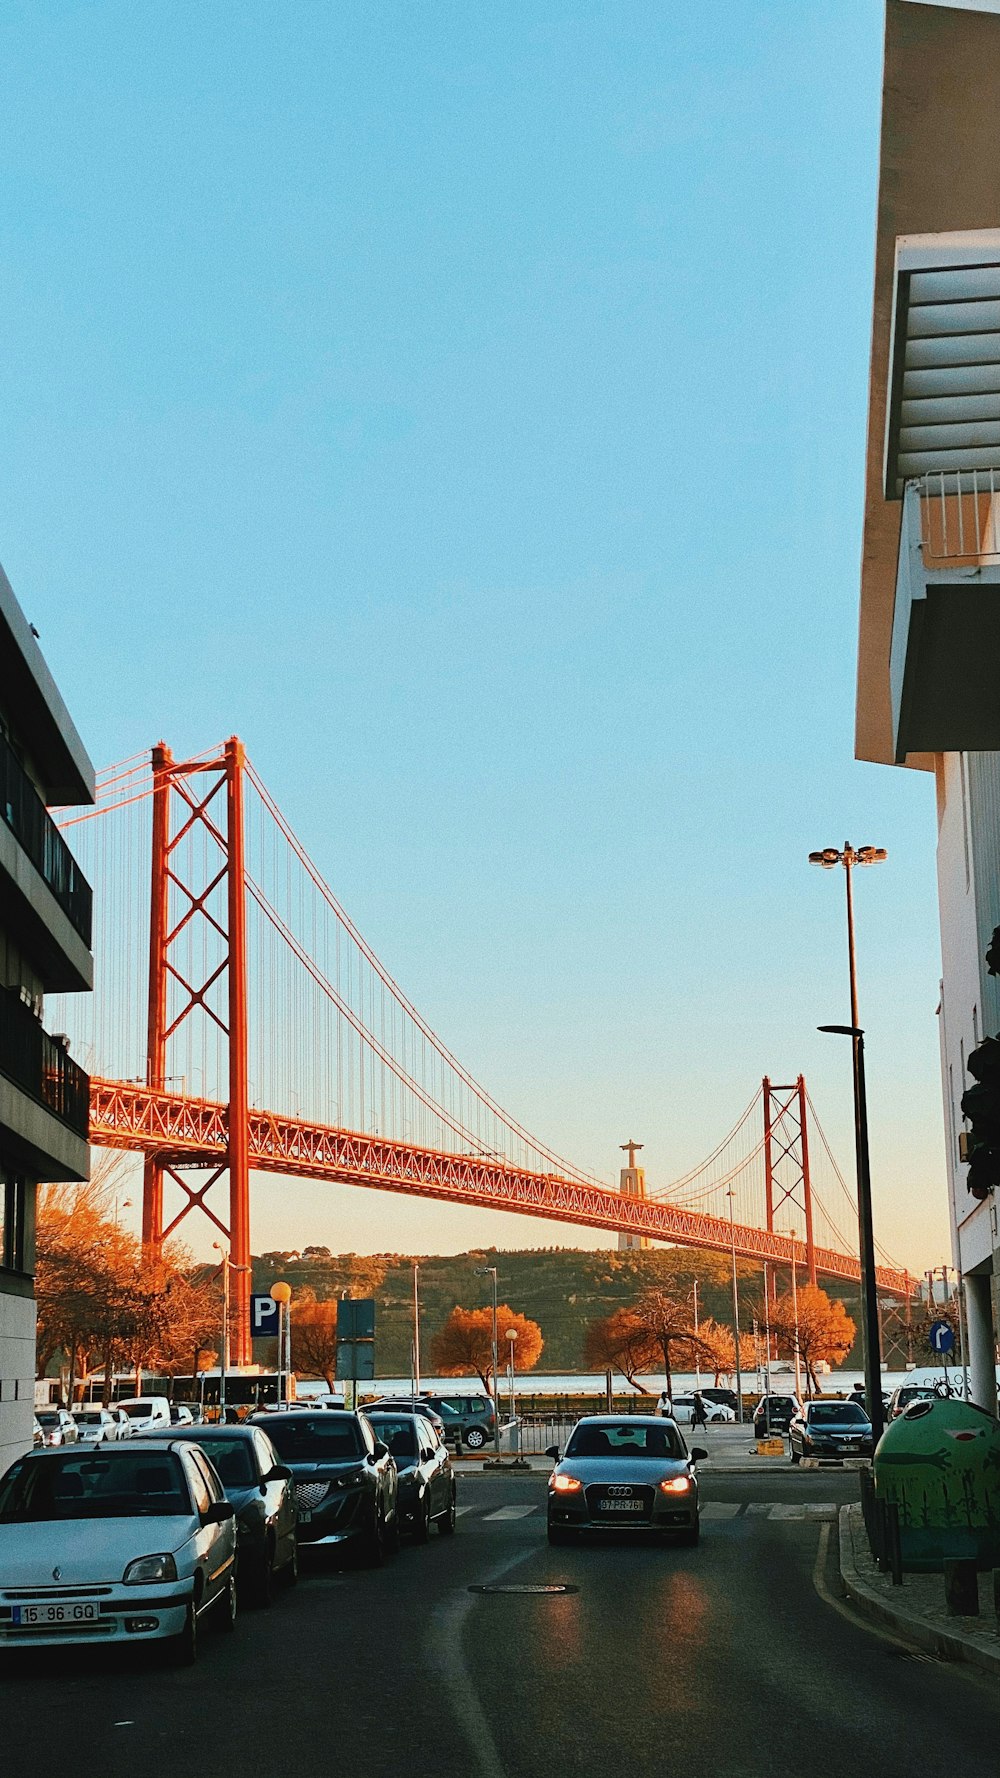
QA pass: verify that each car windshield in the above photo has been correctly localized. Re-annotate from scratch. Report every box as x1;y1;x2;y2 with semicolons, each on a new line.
564;1423;684;1459
262;1416;363;1461
188;1438;255;1486
121;1403;155;1419
0;1452;190;1521
74;1414;105;1426
808;1403;869;1425
367;1419;419;1462
36;1413;60;1426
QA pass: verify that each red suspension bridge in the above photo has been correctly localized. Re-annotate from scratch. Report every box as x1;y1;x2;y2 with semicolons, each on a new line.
51;739;913;1364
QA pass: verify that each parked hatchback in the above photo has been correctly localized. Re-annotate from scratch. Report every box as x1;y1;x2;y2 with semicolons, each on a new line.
366;1411;456;1539
35;1409;78;1448
752;1395;801;1437
250;1410;398;1564
0;1440;237;1663
148;1424;298;1603
420;1392;496;1451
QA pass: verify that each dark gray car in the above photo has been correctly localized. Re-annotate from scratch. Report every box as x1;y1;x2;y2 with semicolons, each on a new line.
251;1410;398;1565
148;1423;298;1603
546;1415;706;1546
366;1412;456;1540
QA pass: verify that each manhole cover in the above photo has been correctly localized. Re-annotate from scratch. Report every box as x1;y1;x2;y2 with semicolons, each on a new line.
468;1583;578;1596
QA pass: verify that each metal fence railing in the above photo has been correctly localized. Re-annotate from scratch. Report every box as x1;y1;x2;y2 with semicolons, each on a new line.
918;468;1000;564
0;988;90;1137
859;1466;902;1585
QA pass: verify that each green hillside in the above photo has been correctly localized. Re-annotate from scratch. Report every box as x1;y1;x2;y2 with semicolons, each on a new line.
251;1244;866;1376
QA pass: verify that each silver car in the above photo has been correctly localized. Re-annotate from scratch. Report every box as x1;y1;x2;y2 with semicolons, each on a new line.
73;1408;122;1445
546;1415;706;1547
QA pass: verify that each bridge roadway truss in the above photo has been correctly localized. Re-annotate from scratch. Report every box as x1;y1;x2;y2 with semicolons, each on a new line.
90;1078;912;1298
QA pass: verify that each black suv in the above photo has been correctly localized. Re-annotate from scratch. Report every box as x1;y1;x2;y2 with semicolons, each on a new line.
250;1410;398;1564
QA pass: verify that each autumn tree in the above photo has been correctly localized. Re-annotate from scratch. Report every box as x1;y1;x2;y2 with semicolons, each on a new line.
695;1317;757;1386
766;1285;857;1393
291;1298;339;1389
632;1290;715;1395
430;1305;543;1396
583;1308;656;1391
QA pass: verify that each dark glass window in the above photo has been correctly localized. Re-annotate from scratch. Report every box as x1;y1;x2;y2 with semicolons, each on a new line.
0;1167;27;1273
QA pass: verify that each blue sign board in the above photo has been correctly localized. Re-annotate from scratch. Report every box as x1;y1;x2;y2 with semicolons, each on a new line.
250;1294;281;1339
929;1319;955;1356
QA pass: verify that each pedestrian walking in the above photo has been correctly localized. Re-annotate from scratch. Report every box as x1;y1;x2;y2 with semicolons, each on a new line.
691;1391;708;1432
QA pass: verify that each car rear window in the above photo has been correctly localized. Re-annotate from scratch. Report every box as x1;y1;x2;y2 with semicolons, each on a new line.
565;1423;684;1460
262;1416;363;1461
186;1437;255;1487
0;1452;190;1521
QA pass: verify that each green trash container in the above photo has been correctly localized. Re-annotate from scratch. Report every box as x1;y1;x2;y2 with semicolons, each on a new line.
874;1397;1000;1572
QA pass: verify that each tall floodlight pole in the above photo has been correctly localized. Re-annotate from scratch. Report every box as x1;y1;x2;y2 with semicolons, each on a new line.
810;842;887;1446
725;1188;743;1424
413;1264;422;1397
788;1229;803;1403
475;1265;500;1455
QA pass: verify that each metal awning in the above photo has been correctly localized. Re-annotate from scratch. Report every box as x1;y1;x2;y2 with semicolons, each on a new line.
884;230;1000;497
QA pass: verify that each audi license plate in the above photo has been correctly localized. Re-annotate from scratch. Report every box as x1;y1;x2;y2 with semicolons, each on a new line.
11;1602;99;1626
601;1499;644;1513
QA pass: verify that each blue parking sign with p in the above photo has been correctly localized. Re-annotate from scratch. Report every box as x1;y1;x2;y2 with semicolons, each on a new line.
251;1294;281;1339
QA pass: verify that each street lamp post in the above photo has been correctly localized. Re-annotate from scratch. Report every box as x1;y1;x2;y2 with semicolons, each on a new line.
788;1228;803;1404
474;1265;500;1455
725;1188;743;1424
413;1263;421;1397
810;842;887;1448
505;1328;518;1447
213;1243;251;1420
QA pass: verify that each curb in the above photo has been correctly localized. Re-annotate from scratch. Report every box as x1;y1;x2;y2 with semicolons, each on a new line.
837;1506;1000;1676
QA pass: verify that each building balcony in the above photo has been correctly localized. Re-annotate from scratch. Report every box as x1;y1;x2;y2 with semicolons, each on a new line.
0;988;90;1183
890;471;1000;761
0;724;93;992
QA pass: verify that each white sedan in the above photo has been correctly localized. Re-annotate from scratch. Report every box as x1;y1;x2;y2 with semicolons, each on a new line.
72;1408;123;1444
655;1393;736;1425
0;1440;237;1662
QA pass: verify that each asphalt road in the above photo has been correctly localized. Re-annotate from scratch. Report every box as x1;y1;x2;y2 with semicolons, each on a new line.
1;1468;996;1778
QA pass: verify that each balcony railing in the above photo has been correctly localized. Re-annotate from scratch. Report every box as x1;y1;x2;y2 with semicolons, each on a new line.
0;725;92;945
918;468;1000;565
0;988;90;1139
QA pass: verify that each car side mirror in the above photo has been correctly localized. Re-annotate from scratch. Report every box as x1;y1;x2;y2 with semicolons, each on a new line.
264;1463;292;1483
203;1499;235;1525
689;1447;708;1463
545;1444;560;1461
372;1440;388;1460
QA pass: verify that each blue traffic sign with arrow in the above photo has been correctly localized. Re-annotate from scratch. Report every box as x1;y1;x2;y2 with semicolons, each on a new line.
928;1319;955;1355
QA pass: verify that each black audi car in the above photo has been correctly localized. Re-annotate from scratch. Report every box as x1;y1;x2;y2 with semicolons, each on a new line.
365;1411;456;1540
148;1422;298;1603
250;1410;398;1564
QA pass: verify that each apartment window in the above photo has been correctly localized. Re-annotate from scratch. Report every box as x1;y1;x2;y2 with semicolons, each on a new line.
0;1166;27;1272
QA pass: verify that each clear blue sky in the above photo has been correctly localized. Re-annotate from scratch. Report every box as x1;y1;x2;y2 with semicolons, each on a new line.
2;3;950;1271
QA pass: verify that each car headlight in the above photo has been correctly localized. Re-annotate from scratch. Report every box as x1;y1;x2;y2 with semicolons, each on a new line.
336;1469;367;1489
122;1553;178;1584
549;1473;583;1493
659;1476;693;1495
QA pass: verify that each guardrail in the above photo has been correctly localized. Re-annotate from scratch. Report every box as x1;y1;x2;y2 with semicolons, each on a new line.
918;468;1000;564
0;725;92;944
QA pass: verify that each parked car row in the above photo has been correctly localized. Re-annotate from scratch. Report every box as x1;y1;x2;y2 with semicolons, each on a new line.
0;1406;456;1664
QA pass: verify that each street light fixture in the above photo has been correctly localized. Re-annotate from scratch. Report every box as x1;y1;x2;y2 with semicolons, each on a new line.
725;1188;743;1424
270;1280;292;1407
810;841;887;1448
474;1265;500;1455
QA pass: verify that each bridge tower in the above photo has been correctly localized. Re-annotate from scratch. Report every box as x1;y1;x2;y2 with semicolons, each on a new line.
142;738;252;1364
617;1138;649;1251
762;1077;816;1287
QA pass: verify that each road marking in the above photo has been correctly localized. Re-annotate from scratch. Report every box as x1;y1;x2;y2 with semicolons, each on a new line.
700;1502;741;1519
483;1504;538;1521
745;1502;772;1514
455;1505;476;1517
426;1547;535;1778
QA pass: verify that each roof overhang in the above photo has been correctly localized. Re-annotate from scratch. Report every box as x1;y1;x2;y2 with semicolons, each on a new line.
0;559;95;806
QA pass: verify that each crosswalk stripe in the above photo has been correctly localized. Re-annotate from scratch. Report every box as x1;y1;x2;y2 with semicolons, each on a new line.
482;1504;538;1521
454;1505;476;1517
699;1502;741;1520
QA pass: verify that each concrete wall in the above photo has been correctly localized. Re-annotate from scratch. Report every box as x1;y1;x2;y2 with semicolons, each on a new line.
0;1288;36;1471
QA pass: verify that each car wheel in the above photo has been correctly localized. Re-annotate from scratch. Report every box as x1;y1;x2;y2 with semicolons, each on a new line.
677;1521;700;1547
252;1541;275;1607
281;1539;299;1587
790;1445;800;1465
438;1485;457;1535
217;1570;238;1632
363;1504;387;1567
385;1503;401;1554
710;1413;725;1423
171;1600;199;1666
413;1494;431;1544
464;1426;487;1451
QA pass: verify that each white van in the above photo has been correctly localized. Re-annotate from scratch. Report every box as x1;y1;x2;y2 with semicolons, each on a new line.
116;1395;172;1434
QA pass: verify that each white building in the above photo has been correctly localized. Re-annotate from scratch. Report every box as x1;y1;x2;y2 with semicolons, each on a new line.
0;562;94;1469
856;2;1000;1410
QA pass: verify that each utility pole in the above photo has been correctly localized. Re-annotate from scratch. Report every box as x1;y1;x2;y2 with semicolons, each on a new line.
789;1229;803;1403
413;1263;422;1397
726;1189;743;1423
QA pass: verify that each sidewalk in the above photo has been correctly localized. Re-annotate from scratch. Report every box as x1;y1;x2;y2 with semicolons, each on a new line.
838;1502;1000;1675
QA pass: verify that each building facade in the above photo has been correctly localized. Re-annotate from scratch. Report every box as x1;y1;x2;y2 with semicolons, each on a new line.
855;2;1000;1410
0;561;94;1469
